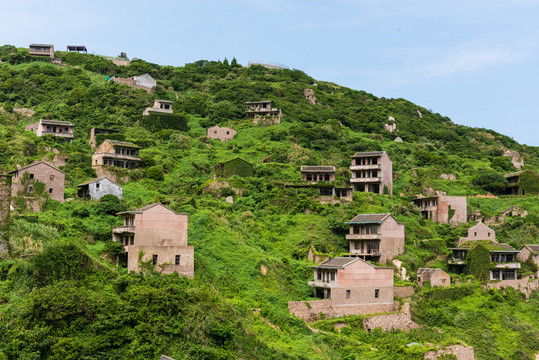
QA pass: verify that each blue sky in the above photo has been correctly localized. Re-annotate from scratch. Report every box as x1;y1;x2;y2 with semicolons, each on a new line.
2;0;538;146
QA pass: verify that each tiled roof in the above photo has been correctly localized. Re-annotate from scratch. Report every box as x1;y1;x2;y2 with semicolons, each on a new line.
317;257;358;268
505;171;525;177
8;161;66;175
351;151;386;157
105;139;140;148
40;119;74;126
347;213;391;223
458;240;517;252
523;244;539;254
76;176;118;187
245;100;272;104
467;221;495;234
300;166;335;172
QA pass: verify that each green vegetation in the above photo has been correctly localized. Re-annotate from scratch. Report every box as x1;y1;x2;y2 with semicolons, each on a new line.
0;45;537;359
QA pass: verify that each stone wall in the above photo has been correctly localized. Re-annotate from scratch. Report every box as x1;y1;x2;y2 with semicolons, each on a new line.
362;302;420;332
0;175;12;255
483;276;538;299
110;77;153;93
288;300;398;321
394;286;415;298
424;345;475;360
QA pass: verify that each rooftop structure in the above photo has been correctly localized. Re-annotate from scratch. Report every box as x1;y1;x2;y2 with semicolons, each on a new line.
300;166;336;182
89;127;120;148
91;139;141;172
67;45;87;53
350;151;392;194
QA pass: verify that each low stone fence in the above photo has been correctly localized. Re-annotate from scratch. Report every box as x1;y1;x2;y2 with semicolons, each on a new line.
424;345;474;360
288;300;398;321
362;303;420;332
483;276;538;299
394;285;415;298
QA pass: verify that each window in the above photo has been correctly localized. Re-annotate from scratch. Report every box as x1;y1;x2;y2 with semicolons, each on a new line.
375;289;380;298
65;127;69;133
50;175;54;180
488;232;490;237
324;174;330;181
175;255;181;265
330;272;335;281
28;186;34;192
306;174;312;181
474;232;477;236
130;236;134;245
346;290;351;299
355;241;359;249
152;255;158;265
96;183;100;189
29;173;34;179
226;131;230;135
48;188;53;194
317;271;321;280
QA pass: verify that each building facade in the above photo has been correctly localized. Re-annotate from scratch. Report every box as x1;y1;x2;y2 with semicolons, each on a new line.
517;245;539;274
245;100;282;125
25;119;74;141
76;176;122;200
89;128;120;148
92;140;141;170
346;213;405;264
412;195;467;224
349;151;392;194
300;166;335;182
29;44;54;57
143;100;174;115
112;203;194;276
417;268;450;287
8;161;65;203
206;125;237;142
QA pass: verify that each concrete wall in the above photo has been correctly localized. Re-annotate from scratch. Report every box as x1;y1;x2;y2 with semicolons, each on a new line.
135;74;156;89
381;152;393;195
127;245;194;277
380;216;405;264
417;269;450;287
363;311;419;332
206;126;237;142
134;205;188;247
517;247;539;268
88;178;122;200
444;196;467;224
11;162;65;203
288;299;398;321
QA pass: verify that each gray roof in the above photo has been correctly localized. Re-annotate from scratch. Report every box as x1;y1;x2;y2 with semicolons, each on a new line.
245;100;272;104
505;171;525;177
119;203;188;216
40;119;74;126
30;44;53;47
300;166;335;172
522;244;539;254
76;176;119;187
351;151;386;157
317;257;359;268
347;213;391;224
417;268;444;275
105;139;140;148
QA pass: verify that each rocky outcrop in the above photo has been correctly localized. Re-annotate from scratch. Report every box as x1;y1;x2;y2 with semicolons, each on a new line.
384;116;397;132
502;148;524;169
303;89;317;104
439;173;456;180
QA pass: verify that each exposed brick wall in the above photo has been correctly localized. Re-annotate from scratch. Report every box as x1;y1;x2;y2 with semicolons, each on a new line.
424;345;475;360
394;286;415;298
288;299;398;321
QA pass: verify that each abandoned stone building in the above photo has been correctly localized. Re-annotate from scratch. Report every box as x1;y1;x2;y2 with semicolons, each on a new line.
76;176;122;200
300;166;335;182
92;140;141;171
25;119;75;142
349;151;393;194
143;100;174;116
67;45;87;53
89;128;120;148
285;165;352;201
29;44;54;58
245;100;282;125
417;268;450;287
206;125;237;142
346;213;405;264
112;203;194;276
449;222;520;280
412;195;467;224
8;161;66;204
517;245;539;270
214;157;254;178
110;73;156;93
288;257;396;320
504;170;539;195
307;245;330;264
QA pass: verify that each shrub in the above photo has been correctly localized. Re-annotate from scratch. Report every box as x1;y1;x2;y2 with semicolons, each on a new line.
146;166;164;181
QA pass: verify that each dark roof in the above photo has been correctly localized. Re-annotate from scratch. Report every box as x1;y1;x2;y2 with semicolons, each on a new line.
522;245;539;254
40;119;74;126
67;45;87;51
351;151;386;157
76;176;119;187
453;240;517;252
505;170;525;177
119;203;188;216
347;213;391;224
104;139;140;148
8;161;66;175
300;166;335;172
30;44;53;47
156;99;174;104
411;195;439;201
317;257;359;268
417;268;445;275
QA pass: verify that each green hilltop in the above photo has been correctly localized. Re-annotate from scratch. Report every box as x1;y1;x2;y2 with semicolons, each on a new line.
0;45;538;359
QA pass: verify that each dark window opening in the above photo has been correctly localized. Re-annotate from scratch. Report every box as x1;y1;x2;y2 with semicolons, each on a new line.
152;255;158;265
375;289;380;298
346;290;351;299
175;255;181;265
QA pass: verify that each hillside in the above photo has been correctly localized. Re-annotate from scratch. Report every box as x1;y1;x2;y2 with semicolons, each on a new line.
0;45;538;360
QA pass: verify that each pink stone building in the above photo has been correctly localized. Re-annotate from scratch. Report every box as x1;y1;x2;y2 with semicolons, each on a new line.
457;221;495;245
206;125;237;142
349;151;392;194
417;268;450;287
29;44;54;58
412;195;467;224
8;161;65;203
517;244;539;272
92;140;141;170
300;166;335;182
346;213;405;264
112;203;194;276
25;119;74;142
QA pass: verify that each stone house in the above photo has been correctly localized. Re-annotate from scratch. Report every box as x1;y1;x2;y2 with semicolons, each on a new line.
76;176;122;200
25;119;74;142
89;127;120;148
206;125;236;142
29;44;54;58
300;166;335;182
346;213;405;264
349;151;393;194
288;257;397;320
143;100;174;116
8;161;65;204
245;100;282;125
505;170;539;195
306;245;330;264
110;73;156;93
517;245;539;269
214;157;254;178
92;139;141;171
112;203;194;276
412;195;467;224
449;222;520;280
417;268;450;287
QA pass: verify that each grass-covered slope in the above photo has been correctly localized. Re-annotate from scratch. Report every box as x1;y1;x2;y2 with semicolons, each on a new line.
0;44;538;359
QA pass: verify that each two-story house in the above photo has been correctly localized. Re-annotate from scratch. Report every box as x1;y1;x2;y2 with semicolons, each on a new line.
504;170;539;195
411;195;467;224
346;213;405;264
143;100;174;116
349;151;392;194
449;222;520;280
29;44;54;58
286;166;352;201
92;139;141;170
245;100;282;125
112;203;194;276
8;161;66;205
25;119;75;142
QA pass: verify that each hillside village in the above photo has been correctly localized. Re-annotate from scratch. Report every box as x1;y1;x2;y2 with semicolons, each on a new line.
0;44;538;359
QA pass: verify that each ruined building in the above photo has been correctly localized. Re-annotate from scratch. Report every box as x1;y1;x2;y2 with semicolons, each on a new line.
25;119;75;142
76;176;122;200
143;100;174;116
349;151;392;194
245;100;282;125
206;125;236;142
412;195;467;224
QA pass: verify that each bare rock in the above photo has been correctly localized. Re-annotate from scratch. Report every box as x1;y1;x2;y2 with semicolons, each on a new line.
303;89;317;104
439;173;456;180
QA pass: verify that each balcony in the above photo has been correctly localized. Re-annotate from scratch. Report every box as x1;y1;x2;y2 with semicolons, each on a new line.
346;234;381;241
112;226;135;234
42;131;74;138
349;249;381;257
349;177;381;183
494;262;520;269
350;164;382;171
308;280;338;288
448;259;466;265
